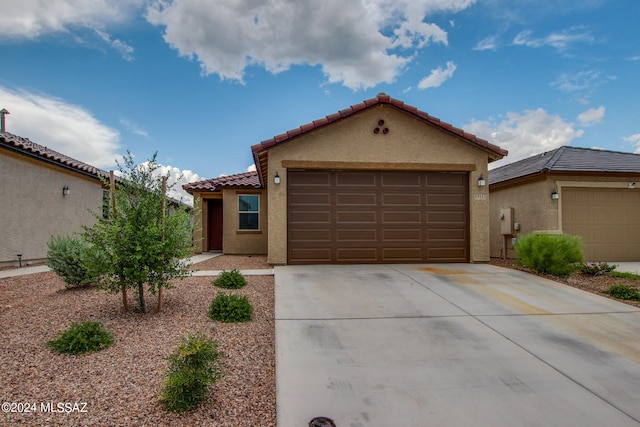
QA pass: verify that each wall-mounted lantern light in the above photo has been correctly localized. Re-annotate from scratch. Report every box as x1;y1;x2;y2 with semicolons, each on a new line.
62;185;70;196
477;174;486;187
551;189;559;200
274;172;281;185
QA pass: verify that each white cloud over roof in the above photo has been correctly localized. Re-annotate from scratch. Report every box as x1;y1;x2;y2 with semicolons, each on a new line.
145;0;477;90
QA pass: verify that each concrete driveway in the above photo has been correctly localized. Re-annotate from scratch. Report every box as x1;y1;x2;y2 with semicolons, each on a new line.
275;264;640;427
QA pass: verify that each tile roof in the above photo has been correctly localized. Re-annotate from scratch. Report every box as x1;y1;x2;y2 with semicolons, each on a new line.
250;93;507;185
1;130;111;180
183;170;261;193
489;146;640;186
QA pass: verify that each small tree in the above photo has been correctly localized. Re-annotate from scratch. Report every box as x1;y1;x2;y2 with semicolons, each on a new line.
84;152;193;313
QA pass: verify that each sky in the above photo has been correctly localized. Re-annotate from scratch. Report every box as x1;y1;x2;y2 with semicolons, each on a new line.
2;0;639;204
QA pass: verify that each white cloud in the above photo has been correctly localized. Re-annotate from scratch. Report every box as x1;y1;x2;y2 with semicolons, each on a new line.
474;35;499;51
0;1;141;58
120;117;149;137
0;86;121;168
577;106;605;126
622;134;640;154
551;70;616;93
141;162;203;206
247;164;257;173
464;108;584;168
513;26;593;51
146;0;477;90
418;61;457;89
94;29;135;61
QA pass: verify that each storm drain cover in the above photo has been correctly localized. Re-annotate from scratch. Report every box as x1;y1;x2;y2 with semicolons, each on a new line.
309;416;336;427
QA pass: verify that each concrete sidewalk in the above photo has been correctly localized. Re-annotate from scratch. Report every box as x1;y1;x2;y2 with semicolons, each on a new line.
0;252;273;279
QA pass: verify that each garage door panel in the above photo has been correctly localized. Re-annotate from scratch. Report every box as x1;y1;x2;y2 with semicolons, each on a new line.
288;170;469;264
290;211;331;223
337;229;377;241
381;172;422;187
383;229;423;241
289;191;331;205
336;193;377;206
336;172;377;186
337;248;378;262
562;187;640;261
383;211;422;223
382;193;422;205
289;171;332;186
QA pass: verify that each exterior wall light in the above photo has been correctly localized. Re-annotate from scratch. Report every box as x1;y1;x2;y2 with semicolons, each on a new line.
551;190;559;200
477;174;486;187
62;185;70;196
274;172;281;185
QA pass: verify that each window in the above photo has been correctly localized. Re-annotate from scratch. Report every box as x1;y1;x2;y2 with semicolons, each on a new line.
238;194;259;230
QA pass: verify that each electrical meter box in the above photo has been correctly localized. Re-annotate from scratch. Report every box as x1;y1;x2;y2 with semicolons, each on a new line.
500;208;514;235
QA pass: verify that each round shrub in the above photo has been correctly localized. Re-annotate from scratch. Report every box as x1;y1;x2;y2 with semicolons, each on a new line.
212;269;247;289
514;232;584;278
160;333;226;413
47;234;104;288
46;321;114;355
208;293;253;323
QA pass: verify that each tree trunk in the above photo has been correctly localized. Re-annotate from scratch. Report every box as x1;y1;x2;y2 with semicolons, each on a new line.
138;282;147;313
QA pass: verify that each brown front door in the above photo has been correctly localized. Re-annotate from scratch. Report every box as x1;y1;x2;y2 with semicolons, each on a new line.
208;199;223;251
287;170;469;264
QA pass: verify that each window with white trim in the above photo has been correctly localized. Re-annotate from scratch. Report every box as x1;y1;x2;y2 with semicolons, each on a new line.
238;194;259;230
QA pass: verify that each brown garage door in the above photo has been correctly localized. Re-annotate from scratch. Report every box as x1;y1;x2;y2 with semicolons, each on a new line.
562;187;640;261
287;170;469;264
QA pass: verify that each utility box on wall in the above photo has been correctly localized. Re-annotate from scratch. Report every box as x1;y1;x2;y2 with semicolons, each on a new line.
500;207;514;235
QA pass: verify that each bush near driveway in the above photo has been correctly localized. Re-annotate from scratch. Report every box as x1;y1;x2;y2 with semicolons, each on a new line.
515;232;584;278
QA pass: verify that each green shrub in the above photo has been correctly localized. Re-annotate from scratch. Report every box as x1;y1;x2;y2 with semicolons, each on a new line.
604;284;640;301
46;321;114;354
212;269;247;289
514;233;584;278
160;333;226;413
208;293;253;323
47;234;104;288
580;262;617;276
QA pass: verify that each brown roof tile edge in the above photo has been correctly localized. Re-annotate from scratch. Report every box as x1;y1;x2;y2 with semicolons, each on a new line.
183;170;261;194
250;93;508;158
1;131;112;181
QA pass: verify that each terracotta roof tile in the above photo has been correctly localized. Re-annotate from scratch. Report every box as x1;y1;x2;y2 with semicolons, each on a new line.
252;93;507;160
1;130;111;181
183;170;261;194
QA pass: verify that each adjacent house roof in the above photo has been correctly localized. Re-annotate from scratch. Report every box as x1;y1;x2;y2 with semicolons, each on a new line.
489;146;640;187
183;171;261;194
0;130;111;181
251;92;508;185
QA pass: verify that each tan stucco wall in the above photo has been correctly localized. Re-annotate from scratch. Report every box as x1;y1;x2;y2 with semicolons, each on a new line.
0;150;104;266
489;174;640;259
265;105;493;264
222;189;268;255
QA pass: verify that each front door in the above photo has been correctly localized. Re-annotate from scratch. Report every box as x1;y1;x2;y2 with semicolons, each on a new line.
208;199;223;251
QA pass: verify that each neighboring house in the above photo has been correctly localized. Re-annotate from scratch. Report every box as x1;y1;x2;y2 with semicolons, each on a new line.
489;146;640;262
0;131;111;267
184;93;507;265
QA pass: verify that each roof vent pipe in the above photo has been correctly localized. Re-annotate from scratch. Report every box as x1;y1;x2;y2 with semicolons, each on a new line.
0;109;9;132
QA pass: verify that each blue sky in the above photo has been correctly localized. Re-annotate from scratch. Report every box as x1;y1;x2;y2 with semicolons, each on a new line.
2;0;639;204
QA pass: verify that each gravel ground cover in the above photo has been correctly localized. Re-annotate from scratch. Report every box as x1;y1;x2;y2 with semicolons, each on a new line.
0;256;275;426
490;258;640;308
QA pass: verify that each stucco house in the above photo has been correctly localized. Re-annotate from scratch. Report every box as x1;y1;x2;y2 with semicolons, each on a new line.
184;93;507;265
489;146;640;262
0;131;112;267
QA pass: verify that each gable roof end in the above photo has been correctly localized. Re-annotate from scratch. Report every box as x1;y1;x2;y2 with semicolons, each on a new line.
251;93;508;186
